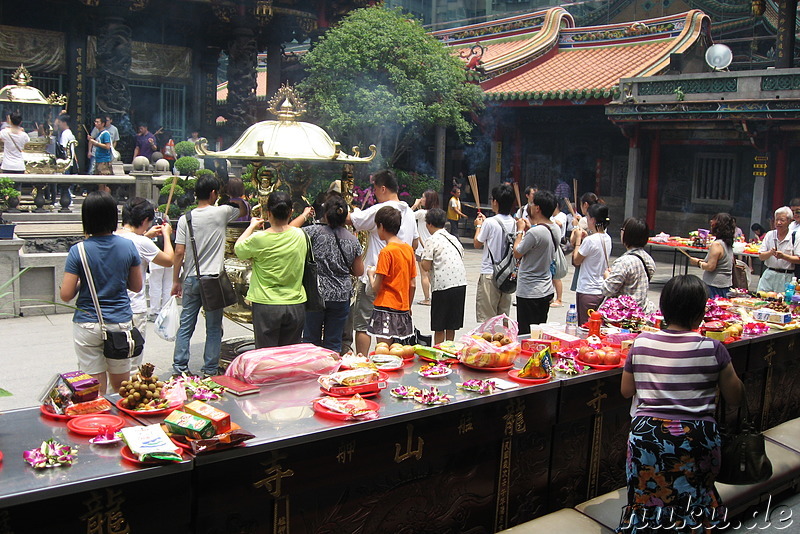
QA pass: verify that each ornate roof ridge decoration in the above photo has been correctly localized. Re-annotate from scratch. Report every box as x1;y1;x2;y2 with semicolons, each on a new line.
196;84;376;163
0;64;67;106
559;10;691;47
472;10;710;105
431;9;550;44
444;8;574;81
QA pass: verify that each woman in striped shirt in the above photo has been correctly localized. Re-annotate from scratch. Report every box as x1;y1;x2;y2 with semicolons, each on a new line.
619;274;744;532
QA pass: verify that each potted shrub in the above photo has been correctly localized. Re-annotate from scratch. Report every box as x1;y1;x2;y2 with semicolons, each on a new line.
0;177;20;238
174;141;197;158
174;156;200;177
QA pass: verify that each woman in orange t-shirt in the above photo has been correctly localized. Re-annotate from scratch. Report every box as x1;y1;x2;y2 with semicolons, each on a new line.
367;206;417;343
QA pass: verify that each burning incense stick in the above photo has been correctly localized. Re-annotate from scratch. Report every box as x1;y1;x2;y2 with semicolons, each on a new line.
468;174;481;213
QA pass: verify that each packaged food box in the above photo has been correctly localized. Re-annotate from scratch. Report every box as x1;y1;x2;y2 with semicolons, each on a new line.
753;308;792;324
540;329;581;349
521;338;560;354
164;410;216;439
183;400;231;434
60;370;100;402
705;330;731;342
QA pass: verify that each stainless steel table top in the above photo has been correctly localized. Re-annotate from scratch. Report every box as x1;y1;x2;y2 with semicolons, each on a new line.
0;405;191;508
126;357;581;465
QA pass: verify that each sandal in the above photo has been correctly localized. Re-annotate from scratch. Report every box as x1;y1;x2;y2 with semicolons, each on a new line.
550;301;563;308
418;300;431;306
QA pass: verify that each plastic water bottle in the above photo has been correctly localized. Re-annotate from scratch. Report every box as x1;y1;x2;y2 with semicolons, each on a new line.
565;304;578;336
786;280;796;303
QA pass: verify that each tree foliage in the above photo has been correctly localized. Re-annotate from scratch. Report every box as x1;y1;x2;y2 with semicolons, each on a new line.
299;5;484;167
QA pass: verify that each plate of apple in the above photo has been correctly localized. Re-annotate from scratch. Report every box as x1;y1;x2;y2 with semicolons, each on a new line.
575;345;623;370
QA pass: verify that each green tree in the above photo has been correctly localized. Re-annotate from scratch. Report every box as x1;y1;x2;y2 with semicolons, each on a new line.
299;5;483;168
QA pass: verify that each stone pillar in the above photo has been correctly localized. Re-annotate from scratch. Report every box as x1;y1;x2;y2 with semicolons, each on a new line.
435;126;446;184
226;27;258;129
95;17;132;116
645;131;660;231
624;130;642;221
776;0;798;69
0;237;25;318
773;137;788;210
198;46;221;135
267;38;282;101
133;171;155;203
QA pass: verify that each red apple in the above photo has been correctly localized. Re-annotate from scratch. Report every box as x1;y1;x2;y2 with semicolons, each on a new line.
604;351;621;366
578;345;592;358
583;351;598;364
594;349;607;360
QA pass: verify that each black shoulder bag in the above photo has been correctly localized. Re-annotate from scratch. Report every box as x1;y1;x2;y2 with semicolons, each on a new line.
77;242;144;360
302;230;325;312
186;210;237;312
717;395;772;485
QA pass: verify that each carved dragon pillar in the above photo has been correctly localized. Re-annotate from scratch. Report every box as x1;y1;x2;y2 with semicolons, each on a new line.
95;17;132;115
226;27;258;129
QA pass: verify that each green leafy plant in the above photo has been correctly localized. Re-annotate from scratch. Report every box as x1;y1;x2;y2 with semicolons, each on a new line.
174;156;201;176
158;203;181;218
160;183;185;197
299;5;484;167
0;176;20;210
174;141;197;157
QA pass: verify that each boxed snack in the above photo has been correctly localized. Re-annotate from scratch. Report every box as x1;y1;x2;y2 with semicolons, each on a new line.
60;371;100;402
540;329;581;349
39;375;74;415
753;308;792;324
164;410;216;439
705;330;731;342
183;400;231;434
521;338;560;354
64;397;113;416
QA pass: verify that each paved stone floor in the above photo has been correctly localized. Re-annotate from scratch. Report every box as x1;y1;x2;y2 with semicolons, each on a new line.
1;237;798;530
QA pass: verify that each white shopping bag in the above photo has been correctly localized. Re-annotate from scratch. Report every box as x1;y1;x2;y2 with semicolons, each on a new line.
154;296;180;342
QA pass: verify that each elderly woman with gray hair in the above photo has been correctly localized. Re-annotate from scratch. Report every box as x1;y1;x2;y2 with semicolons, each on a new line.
757;206;800;293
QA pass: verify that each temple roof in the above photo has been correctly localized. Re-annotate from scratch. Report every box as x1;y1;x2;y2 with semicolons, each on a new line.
439;8;711;104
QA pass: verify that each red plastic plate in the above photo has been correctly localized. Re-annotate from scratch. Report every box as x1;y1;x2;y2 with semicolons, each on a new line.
40;404;76;421
575;357;623;370
461;362;514;372
67;414;126;436
507;369;552;384
120;445;182;466
116;399;181;417
320;372;388;397
312;398;380;421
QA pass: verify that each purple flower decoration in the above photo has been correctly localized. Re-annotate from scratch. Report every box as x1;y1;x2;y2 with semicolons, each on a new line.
24;439;77;468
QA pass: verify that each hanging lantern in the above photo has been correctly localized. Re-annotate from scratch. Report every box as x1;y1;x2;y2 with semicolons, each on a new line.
752;0;765;17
